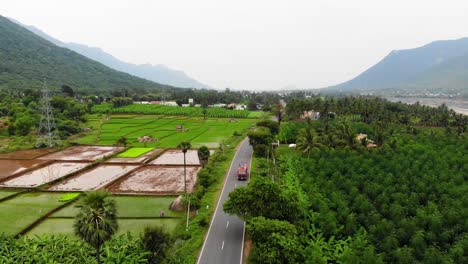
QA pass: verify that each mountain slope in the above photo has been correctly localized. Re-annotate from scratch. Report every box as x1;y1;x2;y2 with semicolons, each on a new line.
326;38;468;97
13;18;209;89
0;15;176;94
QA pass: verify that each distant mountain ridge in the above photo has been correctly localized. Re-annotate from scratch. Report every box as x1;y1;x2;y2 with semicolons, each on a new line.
0;15;177;94
324;38;468;97
10;17;210;89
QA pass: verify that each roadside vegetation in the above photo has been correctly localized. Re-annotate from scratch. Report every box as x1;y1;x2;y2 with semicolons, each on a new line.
225;96;467;263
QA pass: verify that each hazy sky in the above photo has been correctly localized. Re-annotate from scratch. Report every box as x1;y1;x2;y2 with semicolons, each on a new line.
2;0;468;90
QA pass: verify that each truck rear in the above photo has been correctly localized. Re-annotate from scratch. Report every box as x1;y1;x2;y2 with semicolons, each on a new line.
237;163;249;180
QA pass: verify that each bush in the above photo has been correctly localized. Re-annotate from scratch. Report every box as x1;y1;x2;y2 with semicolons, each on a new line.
254;144;268;157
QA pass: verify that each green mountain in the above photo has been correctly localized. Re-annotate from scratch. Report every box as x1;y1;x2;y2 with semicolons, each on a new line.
0;15;177;95
10;17;211;89
324;38;468;97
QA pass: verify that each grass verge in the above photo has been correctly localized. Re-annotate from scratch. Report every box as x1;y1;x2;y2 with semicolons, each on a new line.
167;134;246;263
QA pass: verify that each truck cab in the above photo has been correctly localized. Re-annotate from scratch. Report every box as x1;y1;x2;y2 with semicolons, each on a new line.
237;163;249;180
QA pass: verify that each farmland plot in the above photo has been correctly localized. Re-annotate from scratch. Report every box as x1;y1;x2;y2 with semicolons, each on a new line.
0;192;64;235
108;165;201;195
38;146;123;161
48;164;140;191
0;162;90;188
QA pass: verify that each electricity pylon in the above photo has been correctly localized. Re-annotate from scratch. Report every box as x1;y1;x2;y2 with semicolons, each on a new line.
36;80;61;147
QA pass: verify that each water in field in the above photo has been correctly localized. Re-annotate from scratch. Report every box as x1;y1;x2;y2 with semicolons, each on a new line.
386;97;468;115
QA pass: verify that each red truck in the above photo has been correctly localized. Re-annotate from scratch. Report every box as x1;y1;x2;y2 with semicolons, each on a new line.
237;163;249;180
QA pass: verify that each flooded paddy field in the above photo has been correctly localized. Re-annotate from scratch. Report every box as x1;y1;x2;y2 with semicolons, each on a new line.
48;164;140;191
106;148;164;163
108;165;201;195
37;146;123;161
0;159;49;181
0;162;90;188
150;149;213;165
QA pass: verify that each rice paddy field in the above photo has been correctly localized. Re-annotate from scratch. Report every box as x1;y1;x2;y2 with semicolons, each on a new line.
0;192;65;235
75;115;254;148
27;195;181;237
0;113;254;239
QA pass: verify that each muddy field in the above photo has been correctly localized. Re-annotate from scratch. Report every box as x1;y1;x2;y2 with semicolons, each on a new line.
48;164;140;191
38;146;123;161
150;149;214;165
0;160;49;181
0;162;90;188
106;149;164;164
108;165;201;195
0;148;56;159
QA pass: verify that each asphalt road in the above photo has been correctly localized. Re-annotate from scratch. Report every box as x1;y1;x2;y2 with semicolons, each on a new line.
197;138;253;264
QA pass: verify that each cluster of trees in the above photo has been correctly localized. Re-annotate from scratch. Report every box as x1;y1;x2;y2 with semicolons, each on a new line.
288;131;467;263
0;88;88;140
285;96;467;132
229;97;467;263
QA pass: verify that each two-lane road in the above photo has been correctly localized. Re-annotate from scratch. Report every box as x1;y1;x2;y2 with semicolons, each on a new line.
197;138;253;264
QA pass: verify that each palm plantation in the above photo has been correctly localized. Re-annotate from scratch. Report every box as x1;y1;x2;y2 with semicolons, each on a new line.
74;191;118;264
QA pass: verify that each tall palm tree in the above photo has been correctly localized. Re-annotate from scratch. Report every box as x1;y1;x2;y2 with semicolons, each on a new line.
177;141;192;193
296;126;322;156
74;191;118;264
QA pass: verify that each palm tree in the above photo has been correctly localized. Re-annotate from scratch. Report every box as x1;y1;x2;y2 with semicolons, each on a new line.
141;225;174;264
74;191;118;264
177;141;192;193
296;126;322;156
197;146;210;167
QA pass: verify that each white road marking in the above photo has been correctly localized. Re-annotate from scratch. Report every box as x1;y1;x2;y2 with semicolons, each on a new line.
196;138;247;264
221;241;225;250
226;221;229;229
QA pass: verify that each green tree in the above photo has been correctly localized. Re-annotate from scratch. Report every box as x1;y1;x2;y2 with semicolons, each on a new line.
140;225;173;264
197;145;210;167
177;141;192;193
296;122;322;156
224;177;303;223
74;191;118;264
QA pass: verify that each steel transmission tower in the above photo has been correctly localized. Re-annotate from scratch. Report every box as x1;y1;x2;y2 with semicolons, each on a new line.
36;81;61;147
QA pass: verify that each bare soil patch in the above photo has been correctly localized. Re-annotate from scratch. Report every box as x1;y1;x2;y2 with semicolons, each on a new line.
0;162;90;188
38;146;123;161
0;148;56;159
0;160;49;181
108;165;201;195
106;148;164;163
48;164;140;191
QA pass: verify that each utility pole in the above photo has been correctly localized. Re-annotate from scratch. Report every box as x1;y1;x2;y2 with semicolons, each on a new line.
37;80;61;148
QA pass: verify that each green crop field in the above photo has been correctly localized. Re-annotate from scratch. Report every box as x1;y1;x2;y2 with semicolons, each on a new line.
53;196;181;218
28;195;182;237
27;218;179;238
0;190;18;200
76;115;254;148
117;148;154;158
92;103;261;119
0;192;65;235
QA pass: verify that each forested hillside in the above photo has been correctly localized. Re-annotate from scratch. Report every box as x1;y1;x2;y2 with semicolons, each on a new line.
0;15;176;95
225;96;467;263
10;17;210;89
